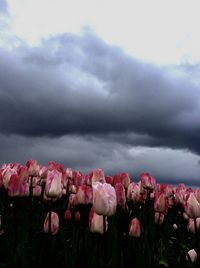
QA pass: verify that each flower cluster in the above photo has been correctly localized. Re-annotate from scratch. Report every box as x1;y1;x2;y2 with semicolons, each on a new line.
0;160;199;267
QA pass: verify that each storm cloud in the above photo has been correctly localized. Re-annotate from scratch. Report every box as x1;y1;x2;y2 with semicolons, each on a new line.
0;32;200;153
0;31;200;185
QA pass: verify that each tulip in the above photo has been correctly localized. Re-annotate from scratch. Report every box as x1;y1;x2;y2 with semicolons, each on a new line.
74;185;93;205
127;182;141;202
113;173;131;189
184;192;200;218
129;218;141;237
187;218;200;234
186;249;197;263
43;211;59;235
140;172;156;190
92;182;117;216
32;185;42;197
26;160;40;176
45;170;63;198
2;167;17;189
7;174;21;197
115;182;126;209
154;192;168;215
89;208;108;234
90;168;106;184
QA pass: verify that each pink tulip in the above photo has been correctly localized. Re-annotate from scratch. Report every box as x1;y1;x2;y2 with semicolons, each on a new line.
129;218;141;237
90;168;106;184
140;172;156;190
115;182;126;209
113;173;131;189
45;170;63;198
72;171;85;186
89;208;108;234
2;167;17;189
154;192;168;215
127;182;141;202
92;182;117;216
33;185;42;197
187;218;200;233
7;174;21;197
18;166;29;183
43;211;59;235
26;160;40;176
184;192;200;218
74;185;93;205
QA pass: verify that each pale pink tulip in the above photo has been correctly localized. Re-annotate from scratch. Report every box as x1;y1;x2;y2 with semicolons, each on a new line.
184;192;200;218
92;182;117;216
90;168;106;184
45;170;63;198
89;208;108;234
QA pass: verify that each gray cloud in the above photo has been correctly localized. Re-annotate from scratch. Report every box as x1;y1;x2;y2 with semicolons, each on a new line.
0;32;200;155
0;133;200;186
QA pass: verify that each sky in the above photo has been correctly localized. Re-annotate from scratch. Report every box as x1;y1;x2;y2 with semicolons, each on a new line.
1;0;200;186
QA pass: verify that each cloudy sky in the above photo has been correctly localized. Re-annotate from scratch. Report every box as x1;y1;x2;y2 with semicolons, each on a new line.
1;0;200;186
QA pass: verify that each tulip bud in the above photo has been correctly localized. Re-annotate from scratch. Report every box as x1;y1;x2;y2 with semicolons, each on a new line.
129;218;141;237
43;211;59;235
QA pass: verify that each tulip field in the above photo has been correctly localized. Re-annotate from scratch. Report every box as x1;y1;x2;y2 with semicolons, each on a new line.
0;160;200;267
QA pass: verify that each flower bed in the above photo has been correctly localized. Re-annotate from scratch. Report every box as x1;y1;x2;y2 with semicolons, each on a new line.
0;160;199;267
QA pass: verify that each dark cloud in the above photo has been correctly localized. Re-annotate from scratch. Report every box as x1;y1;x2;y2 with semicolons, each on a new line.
0;133;200;186
0;32;200;157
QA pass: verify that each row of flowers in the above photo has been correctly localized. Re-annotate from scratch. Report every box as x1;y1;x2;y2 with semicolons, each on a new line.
0;160;199;266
